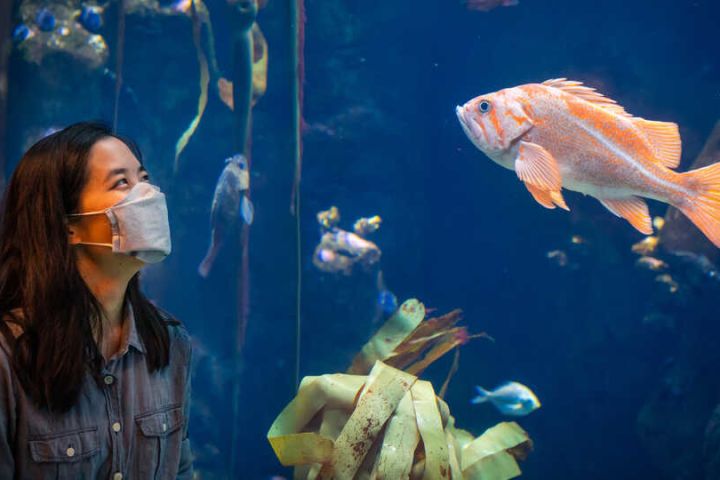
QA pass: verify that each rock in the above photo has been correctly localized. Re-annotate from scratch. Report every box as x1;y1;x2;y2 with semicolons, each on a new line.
660;121;720;264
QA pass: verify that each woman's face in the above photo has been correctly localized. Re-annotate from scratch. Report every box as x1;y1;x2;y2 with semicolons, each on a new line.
67;137;150;260
77;137;150;213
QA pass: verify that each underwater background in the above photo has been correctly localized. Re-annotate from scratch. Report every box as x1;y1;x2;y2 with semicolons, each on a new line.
2;0;720;478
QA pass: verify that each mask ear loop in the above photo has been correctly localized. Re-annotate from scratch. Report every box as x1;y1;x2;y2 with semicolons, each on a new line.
66;210;115;249
72;241;114;248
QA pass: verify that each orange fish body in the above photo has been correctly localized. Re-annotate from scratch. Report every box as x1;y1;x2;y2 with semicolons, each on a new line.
457;79;720;246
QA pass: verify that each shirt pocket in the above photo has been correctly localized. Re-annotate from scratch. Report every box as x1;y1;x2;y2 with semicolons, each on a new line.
27;426;100;480
134;405;184;480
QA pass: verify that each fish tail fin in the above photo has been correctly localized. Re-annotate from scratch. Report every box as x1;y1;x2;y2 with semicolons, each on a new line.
471;386;491;404
676;162;720;248
197;254;214;278
198;238;220;278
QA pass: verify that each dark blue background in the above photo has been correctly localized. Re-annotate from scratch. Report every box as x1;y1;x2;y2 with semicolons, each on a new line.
4;0;720;478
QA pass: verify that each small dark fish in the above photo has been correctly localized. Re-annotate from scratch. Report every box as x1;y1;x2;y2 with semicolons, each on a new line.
546;249;568;267
78;5;104;33
35;8;56;32
12;24;32;44
198;155;254;278
636;256;668;272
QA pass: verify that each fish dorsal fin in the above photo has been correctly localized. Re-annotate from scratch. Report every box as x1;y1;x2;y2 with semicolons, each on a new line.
632;118;682;169
542;78;632;118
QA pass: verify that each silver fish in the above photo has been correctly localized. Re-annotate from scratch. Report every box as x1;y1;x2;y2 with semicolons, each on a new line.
198;154;254;278
471;381;541;416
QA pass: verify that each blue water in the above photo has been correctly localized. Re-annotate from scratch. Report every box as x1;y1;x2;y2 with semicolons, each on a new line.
4;0;720;478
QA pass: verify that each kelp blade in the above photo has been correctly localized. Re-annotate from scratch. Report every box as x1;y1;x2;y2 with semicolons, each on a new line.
329;361;417;479
461;422;531;480
348;299;426;374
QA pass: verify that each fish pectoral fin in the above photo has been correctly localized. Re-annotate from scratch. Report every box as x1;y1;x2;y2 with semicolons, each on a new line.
525;183;555;209
516;141;563;192
240;195;255;225
599;197;653;235
632;118;681;169
524;183;569;210
550;190;569;210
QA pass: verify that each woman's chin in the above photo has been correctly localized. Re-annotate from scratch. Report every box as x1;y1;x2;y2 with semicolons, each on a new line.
109;253;146;274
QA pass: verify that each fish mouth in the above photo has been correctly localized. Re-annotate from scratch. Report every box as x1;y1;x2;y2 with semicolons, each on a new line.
456;105;473;137
456;104;486;151
455;105;467;125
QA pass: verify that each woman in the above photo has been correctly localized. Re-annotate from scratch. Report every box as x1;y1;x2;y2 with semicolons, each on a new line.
0;122;193;479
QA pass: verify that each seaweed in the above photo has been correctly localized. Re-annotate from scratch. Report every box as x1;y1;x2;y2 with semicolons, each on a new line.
268;300;531;479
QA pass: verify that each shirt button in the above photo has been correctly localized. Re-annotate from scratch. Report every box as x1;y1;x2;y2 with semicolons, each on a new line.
112;422;121;432
103;375;114;385
113;473;123;480
66;447;75;457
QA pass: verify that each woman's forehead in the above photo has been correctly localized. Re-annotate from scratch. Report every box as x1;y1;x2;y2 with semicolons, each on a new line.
86;137;142;178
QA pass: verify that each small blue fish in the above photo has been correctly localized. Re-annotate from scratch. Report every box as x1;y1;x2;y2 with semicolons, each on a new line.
12;24;32;44
198;154;254;278
78;5;103;33
35;8;56;32
471;381;540;416
377;289;398;315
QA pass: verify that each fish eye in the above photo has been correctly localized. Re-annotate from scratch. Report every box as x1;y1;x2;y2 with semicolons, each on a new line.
478;100;492;114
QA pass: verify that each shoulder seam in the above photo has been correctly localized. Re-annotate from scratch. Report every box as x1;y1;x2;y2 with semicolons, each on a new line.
154;305;181;326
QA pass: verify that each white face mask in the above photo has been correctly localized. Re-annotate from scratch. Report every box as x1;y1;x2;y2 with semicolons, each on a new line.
67;182;172;264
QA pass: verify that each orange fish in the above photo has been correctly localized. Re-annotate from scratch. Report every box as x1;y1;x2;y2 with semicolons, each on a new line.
456;79;720;247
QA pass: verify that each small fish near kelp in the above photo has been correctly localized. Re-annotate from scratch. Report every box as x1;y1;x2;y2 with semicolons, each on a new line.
198;154;254;278
472;381;541;416
457;79;720;248
373;271;398;323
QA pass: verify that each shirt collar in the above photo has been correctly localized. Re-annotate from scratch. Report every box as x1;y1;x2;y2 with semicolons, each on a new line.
125;302;145;354
109;301;145;361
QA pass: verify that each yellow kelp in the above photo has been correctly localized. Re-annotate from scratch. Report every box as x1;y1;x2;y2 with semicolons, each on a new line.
216;23;269;110
267;361;532;479
174;0;209;173
349;301;489;378
268;300;532;479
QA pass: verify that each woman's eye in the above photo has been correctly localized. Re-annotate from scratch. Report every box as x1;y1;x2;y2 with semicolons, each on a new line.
113;178;129;188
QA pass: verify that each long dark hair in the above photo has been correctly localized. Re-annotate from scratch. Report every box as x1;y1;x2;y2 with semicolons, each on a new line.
0;122;171;412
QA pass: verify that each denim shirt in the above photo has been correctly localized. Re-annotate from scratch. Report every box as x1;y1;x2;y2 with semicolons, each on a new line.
0;304;193;480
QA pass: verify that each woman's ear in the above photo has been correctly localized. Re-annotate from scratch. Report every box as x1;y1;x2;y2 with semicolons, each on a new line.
65;219;81;245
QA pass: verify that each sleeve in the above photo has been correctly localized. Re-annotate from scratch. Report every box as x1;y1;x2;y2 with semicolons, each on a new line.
0;340;16;478
176;328;194;480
